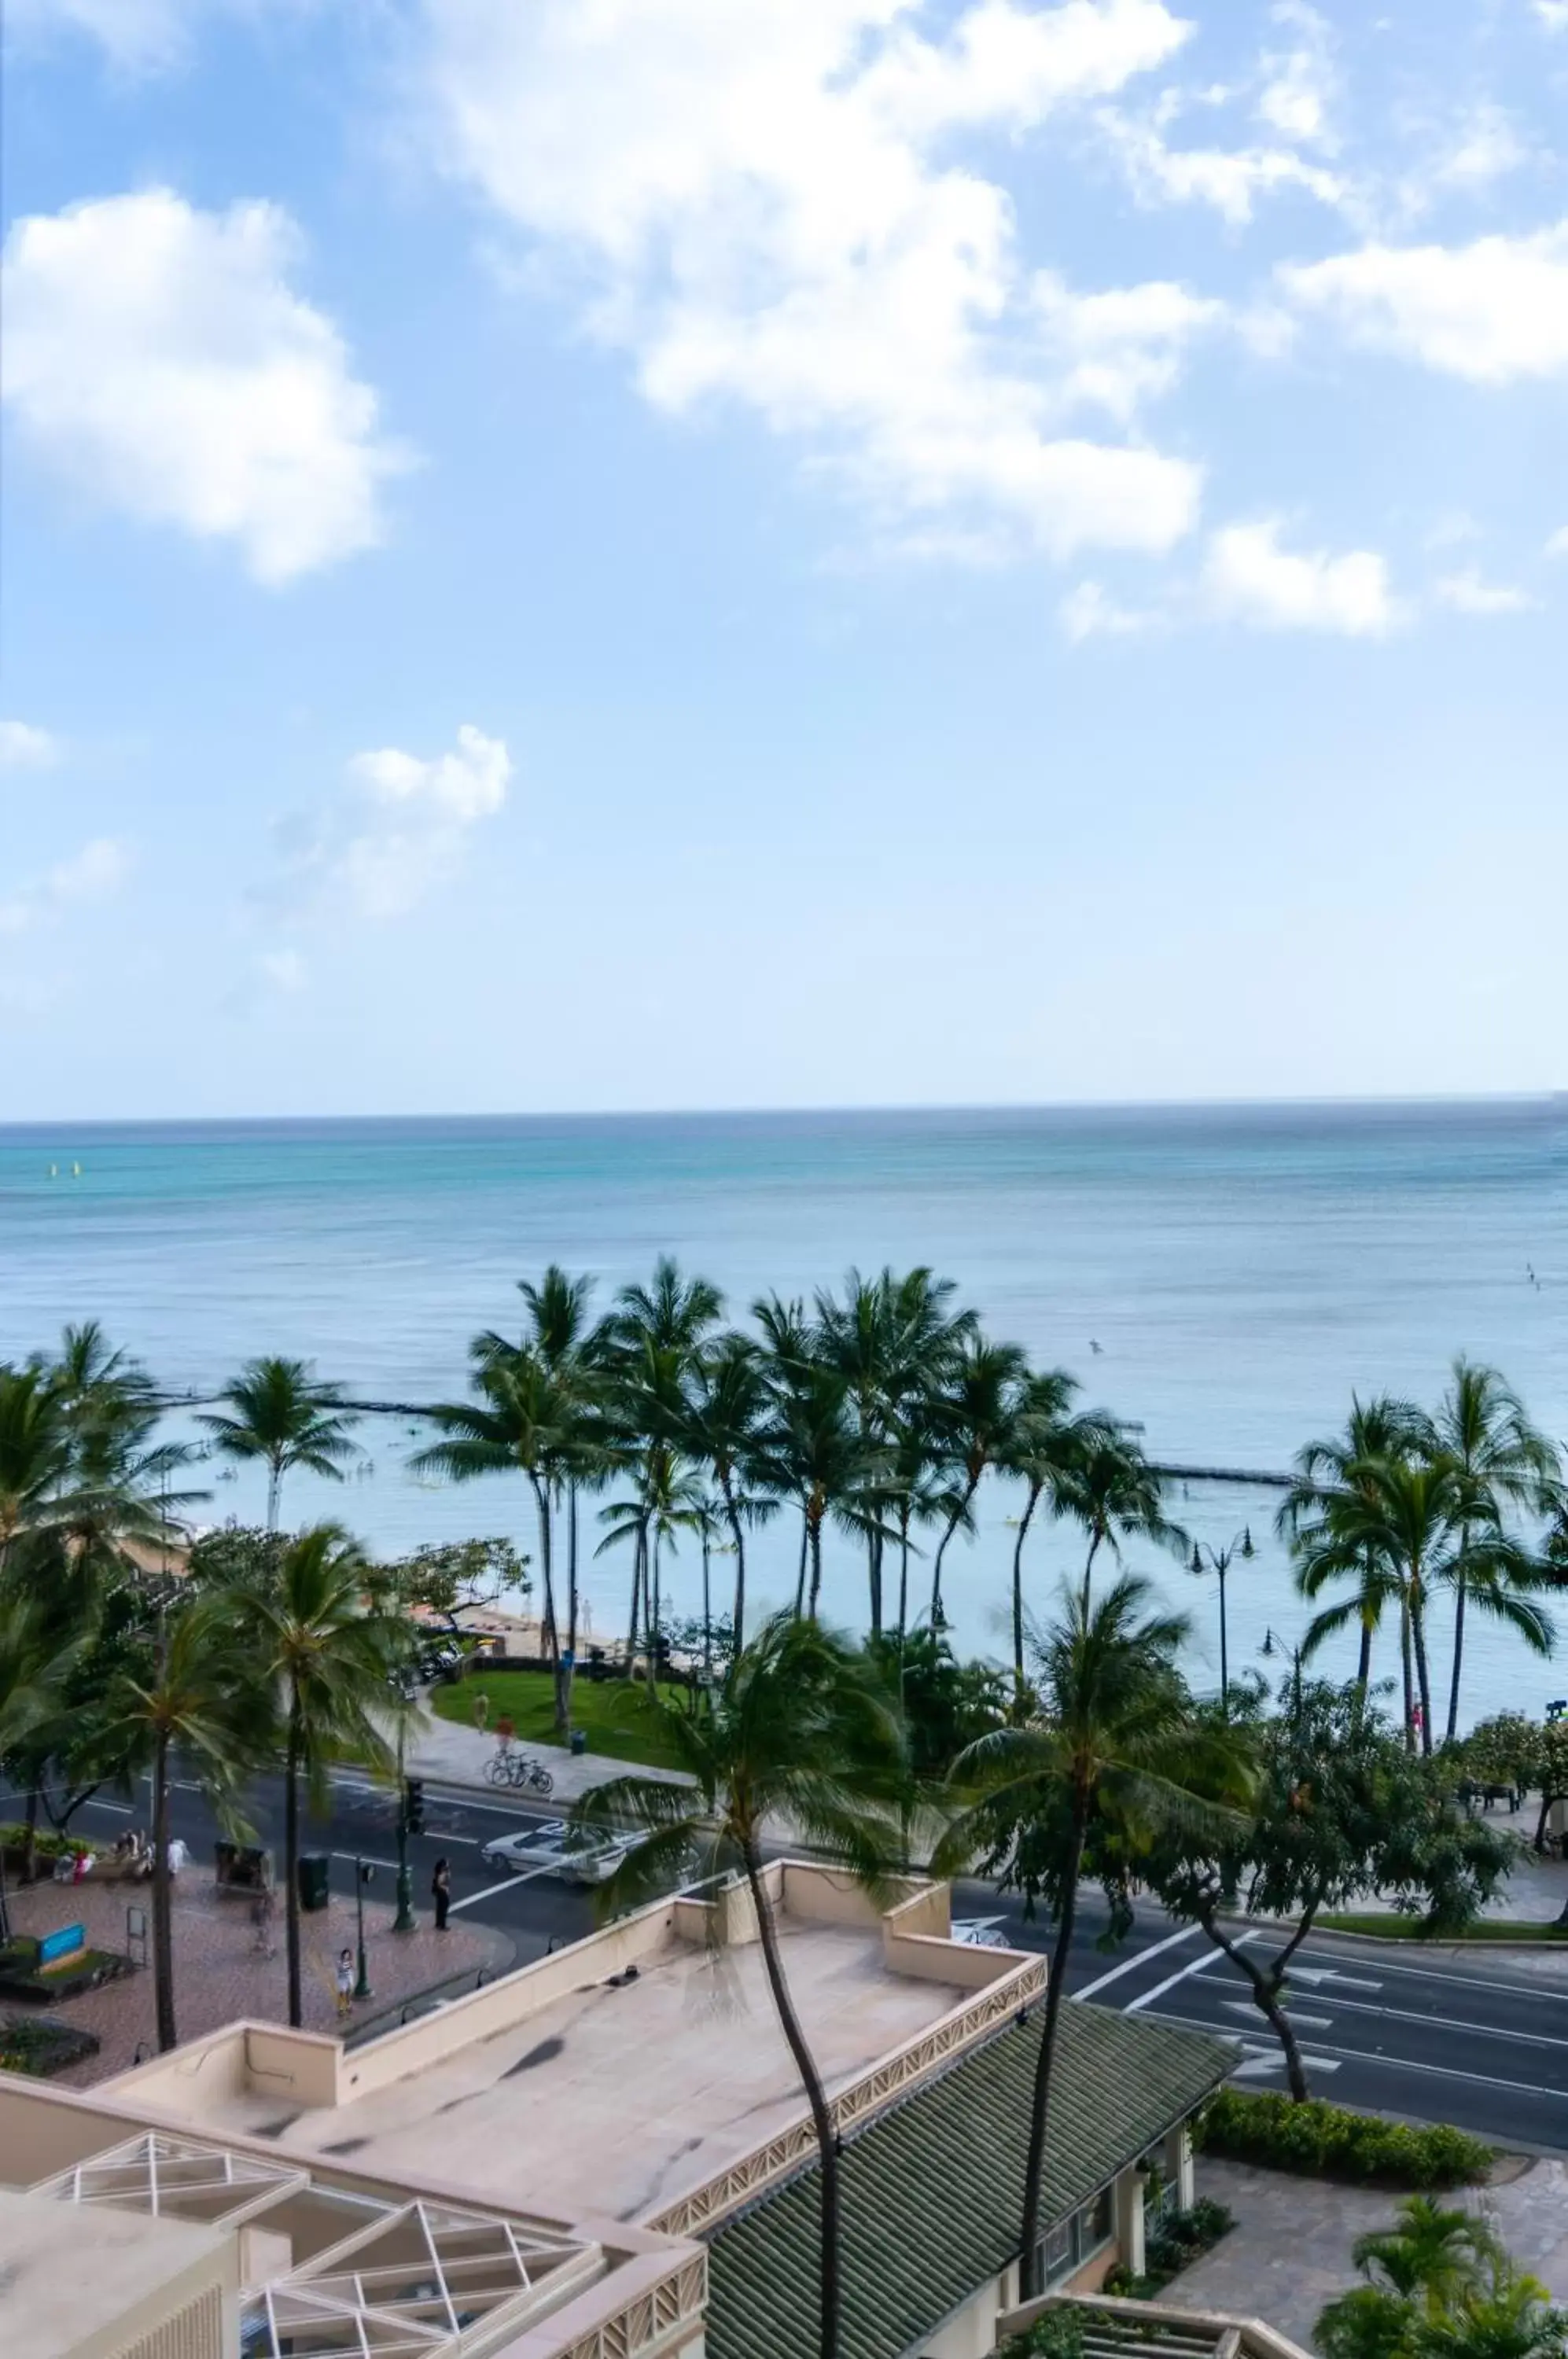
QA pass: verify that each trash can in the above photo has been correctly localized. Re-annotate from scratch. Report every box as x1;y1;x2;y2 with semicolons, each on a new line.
569;1730;587;1757
297;1853;331;1913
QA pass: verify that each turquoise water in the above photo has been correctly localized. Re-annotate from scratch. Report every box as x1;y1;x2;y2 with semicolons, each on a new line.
2;1101;1562;1724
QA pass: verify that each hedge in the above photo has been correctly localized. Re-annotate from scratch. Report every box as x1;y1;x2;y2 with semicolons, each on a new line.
1194;2088;1492;2188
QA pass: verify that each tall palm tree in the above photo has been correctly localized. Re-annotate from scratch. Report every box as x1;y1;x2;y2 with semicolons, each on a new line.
1430;1360;1560;1739
0;1595;71;1943
1280;1393;1428;1695
612;1255;724;1360
512;1267;615;1725
761;1360;881;1621
416;1349;573;1724
200;1357;360;1530
577;1614;908;2359
927;1335;1029;1625
99;1595;264;2051
683;1332;775;1652
0;1364;75;1576
999;1372;1104;1702
226;1525;396;2026
1051;1418;1184;1612
939;1574;1247;2300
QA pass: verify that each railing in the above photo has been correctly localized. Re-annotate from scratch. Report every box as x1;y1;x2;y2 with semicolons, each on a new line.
994;2291;1315;2359
342;1960;499;2048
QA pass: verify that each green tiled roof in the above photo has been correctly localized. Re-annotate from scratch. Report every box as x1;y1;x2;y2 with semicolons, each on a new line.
706;2001;1233;2359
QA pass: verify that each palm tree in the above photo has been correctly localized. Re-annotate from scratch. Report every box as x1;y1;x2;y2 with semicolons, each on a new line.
927;1335;1029;1624
761;1360;881;1621
1281;1394;1427;1695
683;1332;775;1652
225;1525;396;2026
577;1614;908;2359
1352;2195;1502;2321
98;1595;264;2050
0;1594;71;1943
200;1357;360;1530
612;1255;724;1360
415;1349;573;1725
999;1372;1102;1702
938;1574;1248;2300
0;1364;75;1576
513;1267;615;1726
1051;1418;1184;1612
1430;1361;1560;1739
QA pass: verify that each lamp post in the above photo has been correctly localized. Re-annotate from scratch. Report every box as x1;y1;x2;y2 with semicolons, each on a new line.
1261;1625;1304;1721
354;1859;374;2000
1188;1525;1254;1713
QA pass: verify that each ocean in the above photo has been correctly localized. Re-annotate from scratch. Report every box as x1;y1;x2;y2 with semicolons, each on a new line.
1;1099;1562;1728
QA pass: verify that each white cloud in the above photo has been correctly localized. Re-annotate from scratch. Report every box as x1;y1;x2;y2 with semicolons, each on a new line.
1547;525;1568;558
1099;110;1346;223
420;0;1201;561
2;190;410;584
1203;519;1400;635
262;725;513;942
1032;273;1226;421
6;0;316;72
0;720;61;771
0;836;131;933
1281;224;1568;384
1535;1;1568;31
1257;2;1336;148
257;947;307;992
1058;579;1157;639
1433;569;1536;616
1430;104;1525;196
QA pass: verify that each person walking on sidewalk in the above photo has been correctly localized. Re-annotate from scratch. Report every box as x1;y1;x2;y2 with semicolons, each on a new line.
432;1857;451;1931
335;1949;355;2019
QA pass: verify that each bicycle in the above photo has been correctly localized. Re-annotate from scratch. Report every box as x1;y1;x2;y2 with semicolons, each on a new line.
485;1750;554;1796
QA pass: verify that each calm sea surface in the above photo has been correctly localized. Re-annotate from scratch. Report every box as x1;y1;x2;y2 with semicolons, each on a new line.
2;1102;1562;1727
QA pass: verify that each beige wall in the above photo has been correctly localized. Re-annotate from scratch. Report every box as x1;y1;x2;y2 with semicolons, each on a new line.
0;2080;134;2182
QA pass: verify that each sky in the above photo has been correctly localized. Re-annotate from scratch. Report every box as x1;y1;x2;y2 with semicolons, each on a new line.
2;0;1565;1120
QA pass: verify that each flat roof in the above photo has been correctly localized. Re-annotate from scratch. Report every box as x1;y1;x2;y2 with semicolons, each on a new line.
0;2185;225;2359
237;1923;969;2226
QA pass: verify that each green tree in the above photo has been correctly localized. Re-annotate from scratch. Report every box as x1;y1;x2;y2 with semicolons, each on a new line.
760;1360;882;1621
1049;1419;1184;1613
225;1525;396;2026
1353;2197;1503;2322
0;1364;75;1576
999;1374;1106;1702
577;1614;908;2359
1282;1395;1428;1699
98;1595;267;2051
683;1332;776;1653
927;1334;1029;1624
937;1575;1247;2298
200;1357;360;1531
1430;1361;1560;1741
0;1594;72;1942
1141;1682;1512;2098
511;1266;613;1724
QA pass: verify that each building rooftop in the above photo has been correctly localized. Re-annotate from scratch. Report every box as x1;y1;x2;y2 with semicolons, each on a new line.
707;2003;1235;2359
0;2183;227;2359
216;1918;976;2226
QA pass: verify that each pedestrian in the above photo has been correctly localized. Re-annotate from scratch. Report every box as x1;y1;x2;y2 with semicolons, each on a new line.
336;1949;355;2018
432;1857;451;1932
166;1835;190;1881
251;1884;276;1958
472;1691;490;1734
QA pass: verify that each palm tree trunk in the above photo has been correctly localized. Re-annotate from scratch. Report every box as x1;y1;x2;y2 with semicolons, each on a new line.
564;1483;579;1731
530;1476;565;1732
1446;1523;1469;1743
1080;1526;1104;1616
285;1696;304;2029
21;1785;39;1886
701;1529;712;1680
266;1456;282;1533
624;1527;644;1675
1356;1614;1373;1693
646;1530;661;1694
808;1514;823;1621
794;1516;808;1617
1410;1577;1434;1757
721;1473;747;1654
868;1530;882;1639
150;1736;176;2048
743;1839;842;2359
1398;1592;1415;1752
1010;1485;1040;1701
1018;1808;1085;2298
931;1478;978;1626
897;1518;910;1644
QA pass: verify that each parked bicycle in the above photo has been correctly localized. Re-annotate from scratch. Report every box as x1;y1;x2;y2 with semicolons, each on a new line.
485;1750;554;1796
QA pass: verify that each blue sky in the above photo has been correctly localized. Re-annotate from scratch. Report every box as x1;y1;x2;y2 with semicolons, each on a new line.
2;0;1564;1118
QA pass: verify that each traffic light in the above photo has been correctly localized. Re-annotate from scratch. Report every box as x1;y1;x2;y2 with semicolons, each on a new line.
404;1778;425;1835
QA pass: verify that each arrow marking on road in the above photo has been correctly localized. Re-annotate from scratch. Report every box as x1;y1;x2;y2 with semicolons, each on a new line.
1220;2000;1333;2031
1232;2044;1341;2081
1287;1966;1382;1993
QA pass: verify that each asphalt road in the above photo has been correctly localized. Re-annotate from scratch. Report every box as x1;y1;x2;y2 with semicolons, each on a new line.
17;1776;1568;2150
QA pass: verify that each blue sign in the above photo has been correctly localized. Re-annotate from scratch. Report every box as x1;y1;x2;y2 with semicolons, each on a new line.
39;1924;85;1967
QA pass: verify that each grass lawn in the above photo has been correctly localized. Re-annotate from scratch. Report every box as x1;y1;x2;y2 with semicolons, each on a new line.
1317;1912;1568;1943
429;1670;695;1772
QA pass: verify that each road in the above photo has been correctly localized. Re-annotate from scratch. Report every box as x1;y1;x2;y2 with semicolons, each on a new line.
16;1776;1568;2150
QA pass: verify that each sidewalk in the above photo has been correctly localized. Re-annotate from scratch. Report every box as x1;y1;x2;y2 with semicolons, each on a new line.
403;1702;695;1805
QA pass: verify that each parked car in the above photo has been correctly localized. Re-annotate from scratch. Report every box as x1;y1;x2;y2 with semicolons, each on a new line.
479;1820;650;1888
950;1916;1013;1949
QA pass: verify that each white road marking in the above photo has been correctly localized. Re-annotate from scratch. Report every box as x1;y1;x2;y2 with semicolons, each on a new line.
1258;1941;1568;2004
1150;2008;1568;2103
1285;1965;1382;1992
1233;2044;1341;2081
1125;1933;1256;2013
1076;1923;1202;2000
1220;1999;1333;2030
447;1869;554;1914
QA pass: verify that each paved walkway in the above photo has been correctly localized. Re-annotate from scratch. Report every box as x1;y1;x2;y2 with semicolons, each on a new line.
403;1698;694;1804
2;1868;512;2087
1169;2156;1568;2350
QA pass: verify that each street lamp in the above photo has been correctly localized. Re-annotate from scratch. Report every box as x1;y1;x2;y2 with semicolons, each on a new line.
1188;1525;1254;1713
354;1859;374;2000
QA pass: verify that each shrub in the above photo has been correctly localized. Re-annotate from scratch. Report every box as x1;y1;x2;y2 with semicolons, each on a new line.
1103;2199;1235;2298
1194;2089;1492;2188
997;2309;1086;2359
0;1823;101;1863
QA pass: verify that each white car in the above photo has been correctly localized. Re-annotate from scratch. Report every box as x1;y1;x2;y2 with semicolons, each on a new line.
951;1916;1013;1949
479;1820;646;1887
